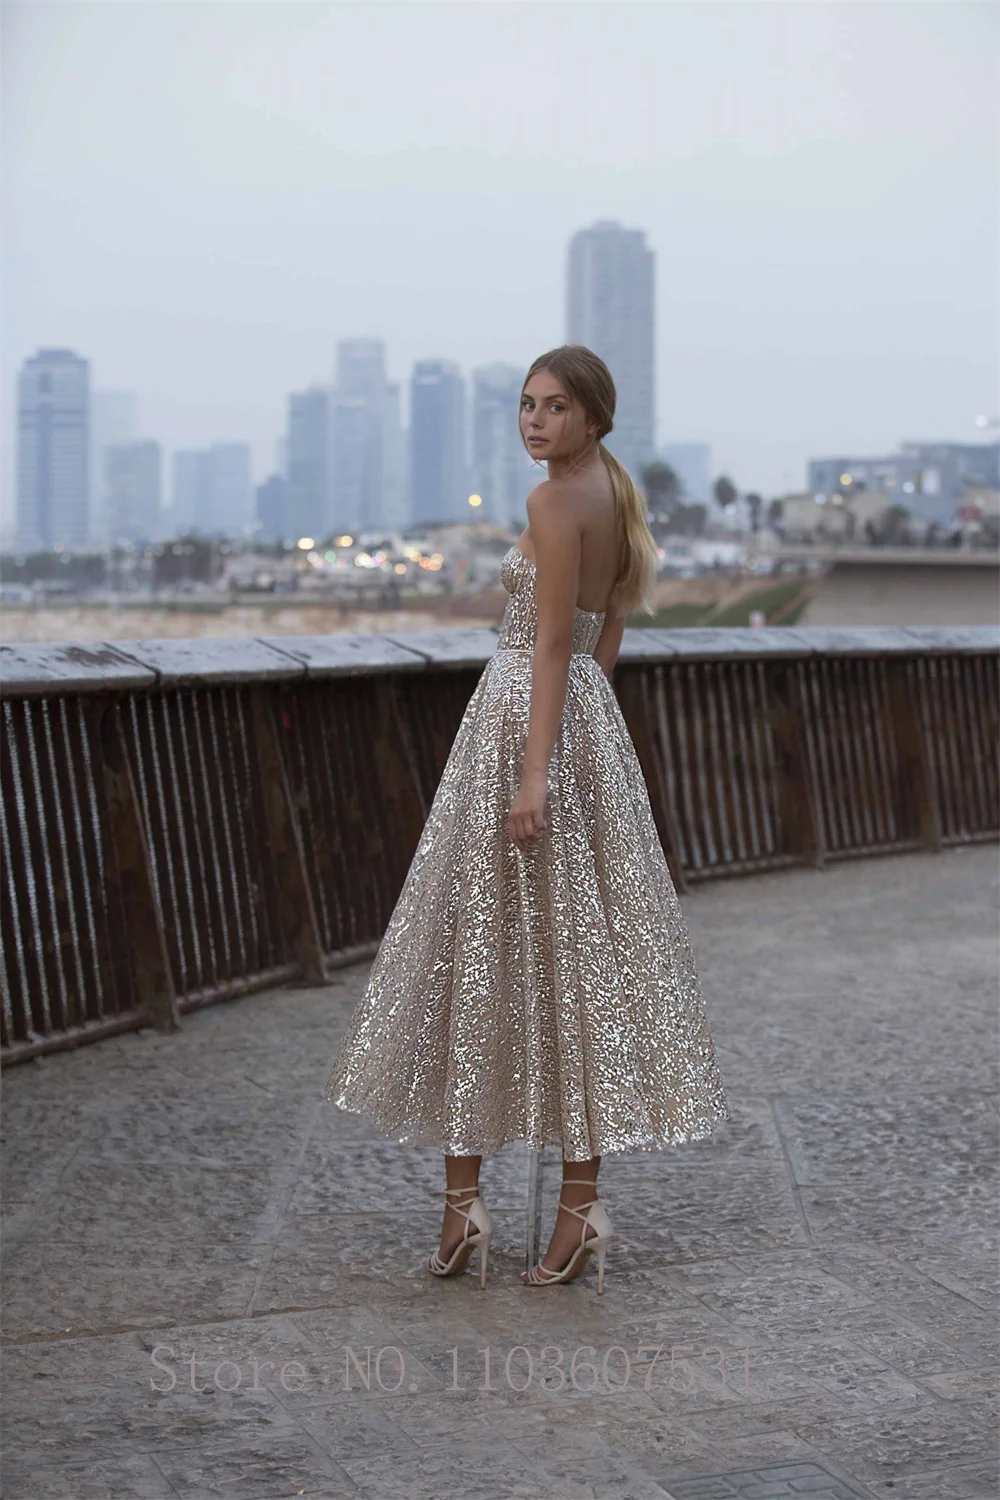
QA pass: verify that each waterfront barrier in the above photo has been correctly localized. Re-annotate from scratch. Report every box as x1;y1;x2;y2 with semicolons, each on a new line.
2;624;996;1063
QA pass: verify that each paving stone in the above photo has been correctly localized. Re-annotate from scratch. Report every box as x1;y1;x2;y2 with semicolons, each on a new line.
152;1430;360;1498
830;1307;983;1378
2;1239;269;1342
0;1452;176;1499
711;1435;823;1469
858;1461;996;1500
666;1464;874;1499
335;1432;574;1498
919;1367;999;1400
683;1396;853;1445
540;1452;679;1498
790;1395;999;1485
18;1160;289;1247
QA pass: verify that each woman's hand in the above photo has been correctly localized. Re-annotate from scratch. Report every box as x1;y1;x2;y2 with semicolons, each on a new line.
507;769;549;851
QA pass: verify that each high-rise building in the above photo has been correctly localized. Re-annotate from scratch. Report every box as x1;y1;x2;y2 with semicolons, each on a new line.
16;348;90;551
566;220;656;482
105;440;162;543
660;443;712;506
207;444;253;537
90;391;139;544
169;443;252;538
285;388;332;542
331;339;387;531
382;381;407;530
171;450;211;535
472;363;534;529
409;360;467;526
255;474;288;542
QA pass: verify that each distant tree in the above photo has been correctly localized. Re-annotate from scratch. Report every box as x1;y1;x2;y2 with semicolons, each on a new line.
746;492;763;533
713;475;737;515
151;534;217;587
663;502;707;538
685;503;708;537
767;498;784;530
641;461;684;521
882;504;911;545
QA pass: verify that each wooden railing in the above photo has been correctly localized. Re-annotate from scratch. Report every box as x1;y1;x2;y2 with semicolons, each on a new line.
2;624;996;1063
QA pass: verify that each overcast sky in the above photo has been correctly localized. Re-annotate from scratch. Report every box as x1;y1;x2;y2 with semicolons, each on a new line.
3;0;997;503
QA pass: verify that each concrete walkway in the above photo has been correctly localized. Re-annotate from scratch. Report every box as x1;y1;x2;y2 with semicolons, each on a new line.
2;847;997;1500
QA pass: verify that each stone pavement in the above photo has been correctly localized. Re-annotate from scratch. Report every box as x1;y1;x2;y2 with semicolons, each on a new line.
2;846;997;1500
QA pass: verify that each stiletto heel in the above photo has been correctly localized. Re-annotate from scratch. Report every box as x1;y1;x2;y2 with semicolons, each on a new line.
428;1185;493;1288
522;1179;614;1292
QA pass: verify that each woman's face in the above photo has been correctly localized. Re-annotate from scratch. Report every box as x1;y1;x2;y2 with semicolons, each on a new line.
519;371;595;463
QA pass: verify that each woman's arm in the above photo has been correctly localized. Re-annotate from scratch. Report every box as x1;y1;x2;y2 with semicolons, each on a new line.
521;481;580;779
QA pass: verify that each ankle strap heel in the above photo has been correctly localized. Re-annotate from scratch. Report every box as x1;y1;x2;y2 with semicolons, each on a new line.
429;1186;493;1288
522;1180;614;1293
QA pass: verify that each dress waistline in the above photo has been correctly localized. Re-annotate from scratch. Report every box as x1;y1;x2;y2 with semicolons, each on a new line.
494;645;601;659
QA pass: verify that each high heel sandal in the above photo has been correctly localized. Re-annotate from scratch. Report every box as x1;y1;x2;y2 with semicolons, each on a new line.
522;1179;614;1294
427;1185;493;1289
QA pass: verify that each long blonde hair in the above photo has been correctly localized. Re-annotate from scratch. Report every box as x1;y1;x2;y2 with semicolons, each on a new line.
520;344;659;618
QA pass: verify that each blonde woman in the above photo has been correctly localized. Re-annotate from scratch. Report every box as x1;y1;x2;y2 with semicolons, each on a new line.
323;345;729;1291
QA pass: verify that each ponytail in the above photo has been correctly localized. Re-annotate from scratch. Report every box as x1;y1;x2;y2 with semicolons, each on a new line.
598;443;659;618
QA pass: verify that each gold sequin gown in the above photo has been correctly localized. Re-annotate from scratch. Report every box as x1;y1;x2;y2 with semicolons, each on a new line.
323;544;730;1161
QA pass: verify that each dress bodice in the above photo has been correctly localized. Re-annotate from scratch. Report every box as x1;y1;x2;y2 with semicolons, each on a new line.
496;546;606;657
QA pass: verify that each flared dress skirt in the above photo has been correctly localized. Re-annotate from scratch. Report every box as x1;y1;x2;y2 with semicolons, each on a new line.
322;544;730;1161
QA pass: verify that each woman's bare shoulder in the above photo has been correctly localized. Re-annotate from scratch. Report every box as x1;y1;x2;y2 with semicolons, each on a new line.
526;477;585;519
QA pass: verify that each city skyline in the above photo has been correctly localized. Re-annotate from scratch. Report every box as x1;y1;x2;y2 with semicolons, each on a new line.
13;328;999;549
3;2;995;516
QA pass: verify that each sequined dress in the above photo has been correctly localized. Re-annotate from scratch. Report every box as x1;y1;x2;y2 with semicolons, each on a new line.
322;544;730;1161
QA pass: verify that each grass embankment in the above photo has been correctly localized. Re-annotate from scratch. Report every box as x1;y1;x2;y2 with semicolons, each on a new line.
628;579;811;631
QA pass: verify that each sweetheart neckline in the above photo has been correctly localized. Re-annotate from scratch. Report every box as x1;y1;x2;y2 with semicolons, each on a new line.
508;545;607;618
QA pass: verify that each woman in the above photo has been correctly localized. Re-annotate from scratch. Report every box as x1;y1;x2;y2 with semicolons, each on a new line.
323;345;729;1293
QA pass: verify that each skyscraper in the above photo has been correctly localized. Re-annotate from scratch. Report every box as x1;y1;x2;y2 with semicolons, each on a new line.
91;391;139;544
285;387;332;542
206;444;253;537
409;361;467;526
382;381;407;530
16;348;90;551
255;474;288;542
105;441;162;543
331;339;387;531
171;450;212;535
472;363;534;529
169;444;252;538
566;220;656;482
